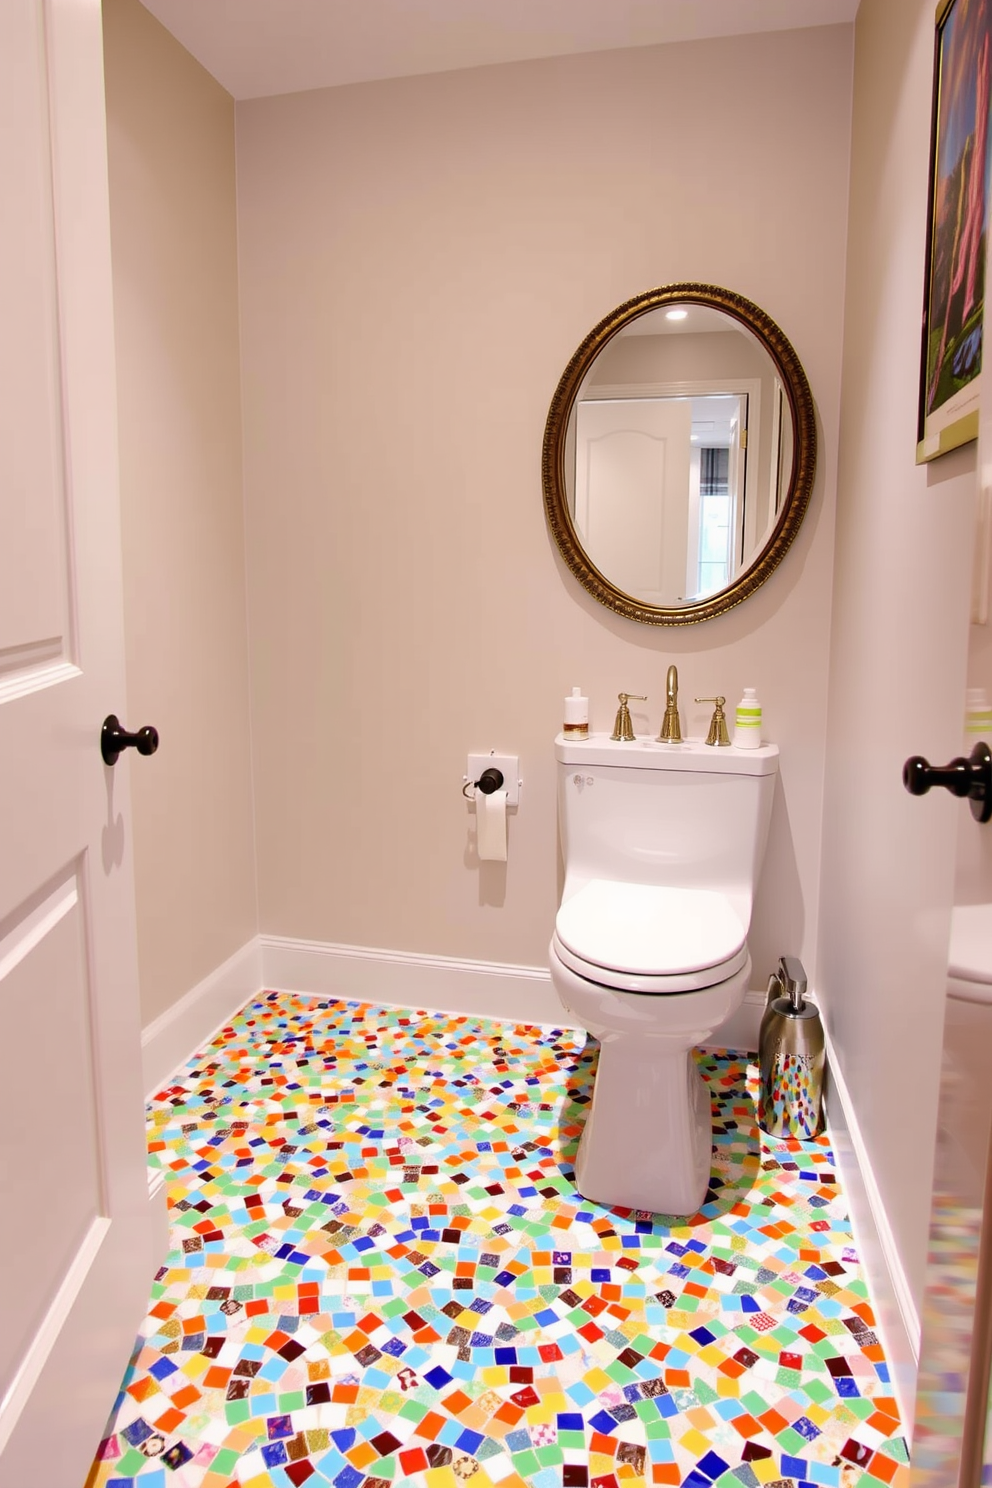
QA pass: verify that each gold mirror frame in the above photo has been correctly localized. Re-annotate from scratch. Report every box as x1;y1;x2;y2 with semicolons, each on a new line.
542;283;817;626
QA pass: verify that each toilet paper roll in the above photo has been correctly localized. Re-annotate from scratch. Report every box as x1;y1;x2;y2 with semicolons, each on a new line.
477;788;507;862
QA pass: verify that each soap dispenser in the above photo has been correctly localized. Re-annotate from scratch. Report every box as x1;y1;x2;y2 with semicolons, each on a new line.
734;687;762;748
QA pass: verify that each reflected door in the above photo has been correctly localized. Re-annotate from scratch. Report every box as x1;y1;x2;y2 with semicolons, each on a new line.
0;2;151;1483
575;397;692;605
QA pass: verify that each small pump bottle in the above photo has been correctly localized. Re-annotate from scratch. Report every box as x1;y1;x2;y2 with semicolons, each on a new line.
734;687;762;749
563;686;589;740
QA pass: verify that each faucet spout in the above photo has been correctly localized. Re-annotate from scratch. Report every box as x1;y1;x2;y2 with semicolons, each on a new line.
658;664;682;742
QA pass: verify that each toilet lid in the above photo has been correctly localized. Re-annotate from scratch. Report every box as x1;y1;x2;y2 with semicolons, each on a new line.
949;904;992;986
555;879;747;977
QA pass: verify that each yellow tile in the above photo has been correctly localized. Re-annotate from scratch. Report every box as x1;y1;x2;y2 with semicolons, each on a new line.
753;1459;783;1484
583;1368;614;1393
424;1466;458;1487
525;1406;554;1426
716;1375;740;1398
667;1310;696;1331
698;1344;725;1368
680;1428;715;1457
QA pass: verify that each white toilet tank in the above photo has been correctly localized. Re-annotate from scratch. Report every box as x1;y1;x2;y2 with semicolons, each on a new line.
556;734;778;922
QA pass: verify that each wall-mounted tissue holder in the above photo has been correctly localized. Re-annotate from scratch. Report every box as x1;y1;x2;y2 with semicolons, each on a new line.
463;753;520;806
464;753;520;864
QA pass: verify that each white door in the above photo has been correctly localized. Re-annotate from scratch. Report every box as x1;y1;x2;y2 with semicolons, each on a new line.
574;396;692;605
0;2;153;1484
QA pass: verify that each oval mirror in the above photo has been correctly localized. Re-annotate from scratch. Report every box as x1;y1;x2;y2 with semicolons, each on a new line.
542;283;816;625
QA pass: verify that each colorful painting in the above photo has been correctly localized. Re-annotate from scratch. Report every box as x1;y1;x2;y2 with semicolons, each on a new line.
918;0;992;462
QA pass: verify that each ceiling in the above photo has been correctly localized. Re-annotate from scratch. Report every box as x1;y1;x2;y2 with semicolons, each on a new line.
138;0;860;101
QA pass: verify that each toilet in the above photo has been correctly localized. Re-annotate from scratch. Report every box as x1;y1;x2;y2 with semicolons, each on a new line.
549;732;778;1216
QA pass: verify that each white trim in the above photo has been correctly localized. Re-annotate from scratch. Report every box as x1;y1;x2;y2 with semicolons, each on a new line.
261;934;771;1045
820;1007;920;1433
140;937;262;1097
0;1216;110;1453
260;934;567;1027
147;1168;170;1274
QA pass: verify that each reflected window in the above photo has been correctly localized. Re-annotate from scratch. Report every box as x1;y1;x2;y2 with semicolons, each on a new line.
696;446;732;598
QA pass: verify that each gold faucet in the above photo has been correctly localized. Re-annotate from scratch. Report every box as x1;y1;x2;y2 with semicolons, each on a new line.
695;695;731;746
658;665;682;742
611;692;647;742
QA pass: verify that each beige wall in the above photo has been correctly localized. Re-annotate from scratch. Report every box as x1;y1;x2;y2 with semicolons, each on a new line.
103;0;258;1026
236;26;854;980
819;0;977;1326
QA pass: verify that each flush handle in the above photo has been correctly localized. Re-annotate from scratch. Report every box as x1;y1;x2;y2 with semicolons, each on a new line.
902;740;992;823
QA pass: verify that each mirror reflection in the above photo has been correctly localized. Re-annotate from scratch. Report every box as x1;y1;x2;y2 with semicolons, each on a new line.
565;302;794;607
543;283;816;626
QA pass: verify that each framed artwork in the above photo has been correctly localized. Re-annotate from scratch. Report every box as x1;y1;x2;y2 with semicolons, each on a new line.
918;0;992;463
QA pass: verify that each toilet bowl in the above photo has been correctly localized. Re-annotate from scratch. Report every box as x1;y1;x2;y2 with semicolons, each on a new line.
549;733;778;1216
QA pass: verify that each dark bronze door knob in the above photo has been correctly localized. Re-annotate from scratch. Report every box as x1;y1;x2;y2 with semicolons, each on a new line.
903;740;992;823
101;714;160;767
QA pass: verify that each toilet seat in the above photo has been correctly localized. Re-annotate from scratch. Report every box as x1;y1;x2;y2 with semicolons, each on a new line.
553;879;748;994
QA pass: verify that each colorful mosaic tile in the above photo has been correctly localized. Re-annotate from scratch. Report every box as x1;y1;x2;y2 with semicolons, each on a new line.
87;994;909;1488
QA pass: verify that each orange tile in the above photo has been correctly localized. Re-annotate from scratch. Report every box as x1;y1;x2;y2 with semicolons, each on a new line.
868;1454;901;1484
203;1367;231;1389
442;1390;473;1415
346;1442;377;1470
731;1414;763;1438
154;1407;185;1434
651;1466;682;1484
170;1385;201;1411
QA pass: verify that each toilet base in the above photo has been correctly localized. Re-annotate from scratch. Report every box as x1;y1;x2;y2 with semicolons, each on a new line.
550;942;750;1216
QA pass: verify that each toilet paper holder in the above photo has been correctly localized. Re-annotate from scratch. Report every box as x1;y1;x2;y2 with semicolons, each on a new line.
462;753;521;805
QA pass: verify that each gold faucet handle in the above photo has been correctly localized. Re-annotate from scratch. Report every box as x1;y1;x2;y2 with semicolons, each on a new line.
695;696;731;747
611;692;647;743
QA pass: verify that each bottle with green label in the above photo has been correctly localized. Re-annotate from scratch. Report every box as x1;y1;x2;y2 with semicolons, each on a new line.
735;687;762;749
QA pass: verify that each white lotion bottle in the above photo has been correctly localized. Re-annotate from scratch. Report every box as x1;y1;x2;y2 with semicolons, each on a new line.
735;687;762;748
563;686;589;740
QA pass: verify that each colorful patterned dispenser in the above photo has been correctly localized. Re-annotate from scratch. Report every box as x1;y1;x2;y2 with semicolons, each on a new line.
758;956;824;1139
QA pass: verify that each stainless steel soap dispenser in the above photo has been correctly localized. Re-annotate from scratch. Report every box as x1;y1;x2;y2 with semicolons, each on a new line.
758;955;824;1139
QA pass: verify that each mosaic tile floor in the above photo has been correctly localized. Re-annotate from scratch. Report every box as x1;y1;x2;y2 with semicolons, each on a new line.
88;994;909;1488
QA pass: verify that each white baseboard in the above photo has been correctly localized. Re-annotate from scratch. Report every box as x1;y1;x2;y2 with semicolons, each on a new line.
820;1009;919;1434
148;1168;169;1274
260;935;769;1048
140;937;263;1098
260;935;567;1027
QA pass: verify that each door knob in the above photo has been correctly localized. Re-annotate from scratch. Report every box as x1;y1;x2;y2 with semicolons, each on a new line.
902;740;992;823
101;714;160;767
